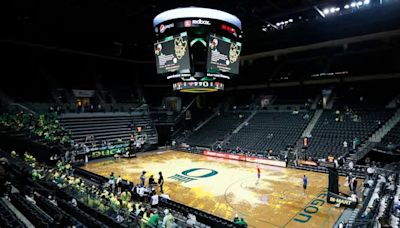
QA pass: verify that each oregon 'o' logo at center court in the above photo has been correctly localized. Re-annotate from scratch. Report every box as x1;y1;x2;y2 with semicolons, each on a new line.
169;168;218;183
181;168;218;178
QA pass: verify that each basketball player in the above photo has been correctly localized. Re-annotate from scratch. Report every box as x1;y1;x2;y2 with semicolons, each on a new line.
303;175;308;194
256;165;261;185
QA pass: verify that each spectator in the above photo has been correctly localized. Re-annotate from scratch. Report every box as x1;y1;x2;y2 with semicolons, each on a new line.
352;177;358;194
348;160;354;170
121;189;132;206
361;207;373;220
346;173;354;192
158;172;164;193
148;209;159;227
162;209;175;228
387;142;396;151
186;214;197;226
135;204;143;217
48;195;57;206
71;198;77;207
136;139;142;152
338;221;348;228
353;137;360;150
138;185;145;201
334;159;339;168
327;154;334;163
116;213;124;223
116;175;122;188
233;214;248;227
150;191;159;208
393;201;400;214
361;182;370;200
367;166;375;179
0;157;9;196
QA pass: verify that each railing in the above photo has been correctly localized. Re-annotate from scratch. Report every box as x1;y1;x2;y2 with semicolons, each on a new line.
174;96;197;122
349;219;379;228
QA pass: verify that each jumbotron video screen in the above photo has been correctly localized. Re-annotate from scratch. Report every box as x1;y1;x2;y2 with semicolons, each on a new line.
154;32;190;74
207;33;242;76
153;7;242;92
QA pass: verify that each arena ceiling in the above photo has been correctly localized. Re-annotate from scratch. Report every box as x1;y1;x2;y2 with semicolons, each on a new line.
1;0;400;92
2;0;364;59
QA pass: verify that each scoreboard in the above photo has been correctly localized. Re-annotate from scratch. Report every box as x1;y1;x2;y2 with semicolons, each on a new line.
153;7;242;92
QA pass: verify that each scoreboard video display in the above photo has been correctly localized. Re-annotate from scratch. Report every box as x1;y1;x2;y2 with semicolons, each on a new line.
207;33;242;75
154;32;190;74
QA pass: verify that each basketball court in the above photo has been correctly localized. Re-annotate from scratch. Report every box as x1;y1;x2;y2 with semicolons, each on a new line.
82;150;350;228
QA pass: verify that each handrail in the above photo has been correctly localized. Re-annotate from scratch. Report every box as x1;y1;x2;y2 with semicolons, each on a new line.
9;102;36;114
174;96;198;122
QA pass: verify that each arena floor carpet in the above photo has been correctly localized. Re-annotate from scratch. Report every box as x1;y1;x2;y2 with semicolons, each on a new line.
82;150;350;228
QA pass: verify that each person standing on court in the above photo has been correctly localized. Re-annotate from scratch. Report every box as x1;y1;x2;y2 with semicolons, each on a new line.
256;165;261;185
140;171;146;186
303;175;308;194
158;172;164;193
149;175;156;190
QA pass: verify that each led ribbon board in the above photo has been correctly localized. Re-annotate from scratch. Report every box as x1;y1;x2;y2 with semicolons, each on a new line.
153;7;242;30
172;81;224;93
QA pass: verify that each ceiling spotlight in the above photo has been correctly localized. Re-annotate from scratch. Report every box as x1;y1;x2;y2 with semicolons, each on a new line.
323;8;330;14
351;2;357;7
288;19;293;23
262;27;267;32
335;7;340;12
276;22;281;26
267;24;271;27
364;0;370;4
357;1;363;6
330;7;336;13
344;4;350;9
284;21;289;24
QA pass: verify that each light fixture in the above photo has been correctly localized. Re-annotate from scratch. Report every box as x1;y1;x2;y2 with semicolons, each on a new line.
351;2;357;7
276;22;281;26
335;7;340;12
344;4;350;9
330;7;336;13
288;19;293;23
364;0;370;4
323;8;330;14
357;1;363;6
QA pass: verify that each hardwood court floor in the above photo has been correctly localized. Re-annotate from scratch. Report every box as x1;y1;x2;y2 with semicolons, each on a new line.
83;151;350;228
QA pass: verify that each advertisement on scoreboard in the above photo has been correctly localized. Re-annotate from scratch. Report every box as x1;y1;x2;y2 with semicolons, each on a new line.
207;33;242;75
154;32;190;74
